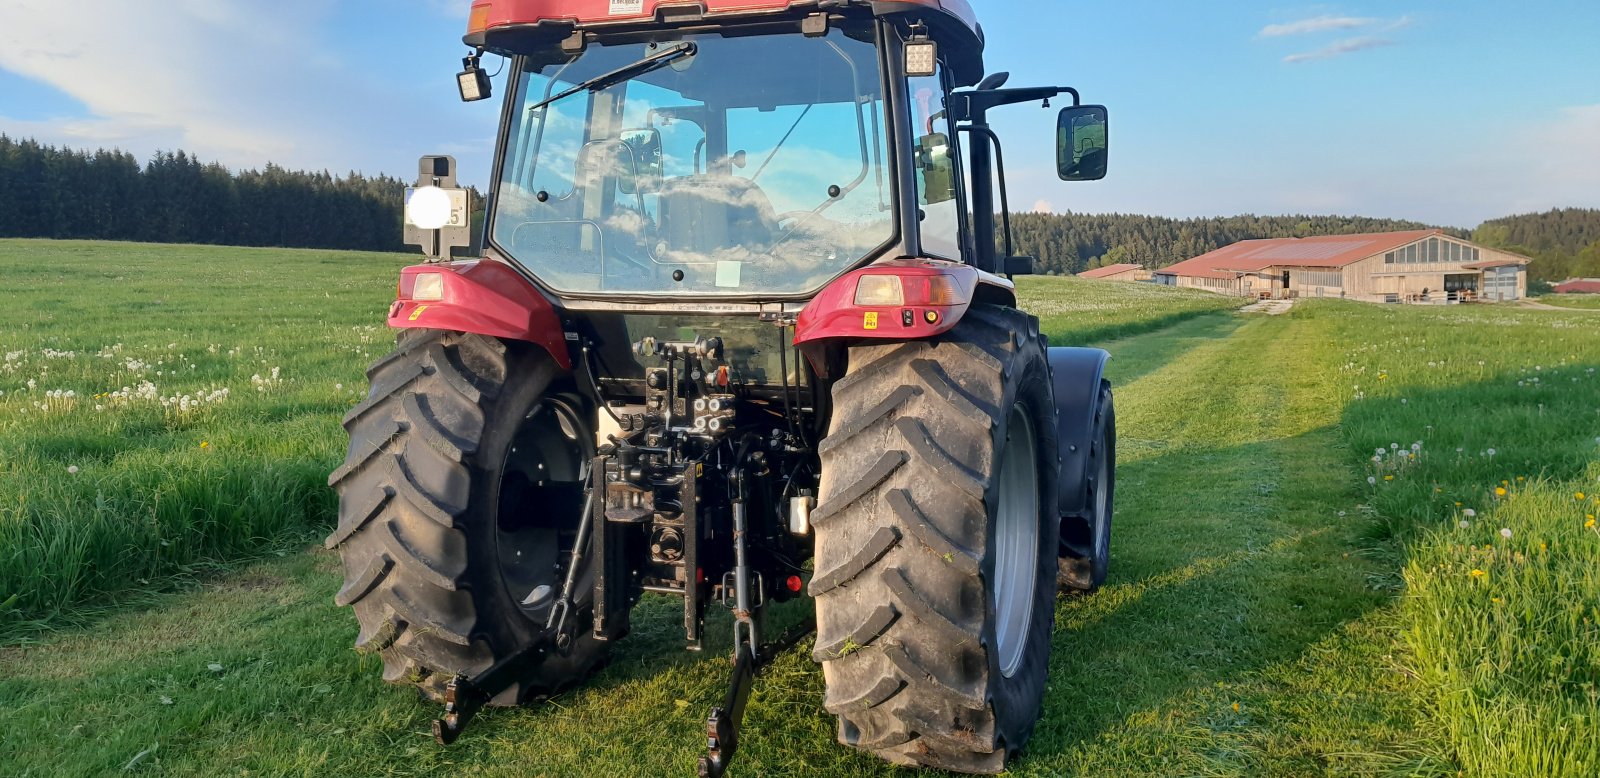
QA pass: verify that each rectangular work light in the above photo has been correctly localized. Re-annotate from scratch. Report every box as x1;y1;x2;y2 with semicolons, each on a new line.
458;55;492;102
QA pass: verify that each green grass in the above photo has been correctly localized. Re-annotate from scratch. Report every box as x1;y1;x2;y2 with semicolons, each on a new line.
3;241;1597;776
0;239;401;629
1538;294;1600;310
1017;275;1246;343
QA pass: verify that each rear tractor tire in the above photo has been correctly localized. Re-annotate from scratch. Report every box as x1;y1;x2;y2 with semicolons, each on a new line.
326;329;606;706
811;307;1061;774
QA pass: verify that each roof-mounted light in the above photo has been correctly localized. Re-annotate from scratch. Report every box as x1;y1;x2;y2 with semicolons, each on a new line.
458;53;492;102
468;4;492;35
905;22;938;77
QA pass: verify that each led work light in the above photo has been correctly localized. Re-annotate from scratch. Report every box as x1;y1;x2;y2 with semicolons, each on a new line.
458;54;492;102
904;24;938;77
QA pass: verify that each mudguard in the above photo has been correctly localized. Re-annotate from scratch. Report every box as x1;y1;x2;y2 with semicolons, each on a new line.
389;260;572;370
1049;346;1111;518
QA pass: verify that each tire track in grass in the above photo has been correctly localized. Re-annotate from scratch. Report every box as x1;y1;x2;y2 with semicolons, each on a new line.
1019;314;1451;776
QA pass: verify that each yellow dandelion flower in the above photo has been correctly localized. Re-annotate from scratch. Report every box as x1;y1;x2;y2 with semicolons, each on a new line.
1470;569;1488;579
1231;702;1241;712
1587;518;1597;529
1495;487;1507;497
1501;480;1510;487
1579;492;1588;501
1384;475;1395;482
1491;597;1503;604
200;441;210;449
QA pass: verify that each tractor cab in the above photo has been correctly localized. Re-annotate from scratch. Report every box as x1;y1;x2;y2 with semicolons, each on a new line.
456;0;1106;302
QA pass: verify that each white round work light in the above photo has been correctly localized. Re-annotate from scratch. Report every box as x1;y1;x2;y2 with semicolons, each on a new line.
407;186;454;230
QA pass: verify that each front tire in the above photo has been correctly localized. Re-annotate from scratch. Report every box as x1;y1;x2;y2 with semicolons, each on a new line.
811;307;1060;774
326;329;606;706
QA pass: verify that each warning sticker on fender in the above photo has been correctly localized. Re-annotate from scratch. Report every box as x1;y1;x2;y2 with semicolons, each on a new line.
609;0;644;15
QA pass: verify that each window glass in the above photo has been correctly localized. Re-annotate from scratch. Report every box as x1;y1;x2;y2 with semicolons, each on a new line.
490;28;895;296
908;67;962;260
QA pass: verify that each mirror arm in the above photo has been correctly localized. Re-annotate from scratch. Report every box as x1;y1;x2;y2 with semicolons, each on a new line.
950;86;1078;122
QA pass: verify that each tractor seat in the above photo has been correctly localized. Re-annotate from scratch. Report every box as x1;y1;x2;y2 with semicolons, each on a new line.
656;174;778;258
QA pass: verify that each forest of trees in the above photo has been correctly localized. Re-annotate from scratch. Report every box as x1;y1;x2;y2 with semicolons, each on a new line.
1472;208;1600;283
1009;212;1455;276
0;135;412;252
2;136;1596;283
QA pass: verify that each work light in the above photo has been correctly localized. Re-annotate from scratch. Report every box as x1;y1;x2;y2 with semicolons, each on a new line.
458;54;492;102
905;25;938;77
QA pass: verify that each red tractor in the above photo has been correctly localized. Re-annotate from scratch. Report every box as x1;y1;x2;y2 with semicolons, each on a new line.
328;1;1115;774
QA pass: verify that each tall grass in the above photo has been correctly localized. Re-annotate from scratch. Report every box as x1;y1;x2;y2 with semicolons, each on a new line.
0;239;399;631
1314;299;1600;775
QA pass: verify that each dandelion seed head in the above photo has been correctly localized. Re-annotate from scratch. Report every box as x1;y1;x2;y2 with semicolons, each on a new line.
1500;528;1513;540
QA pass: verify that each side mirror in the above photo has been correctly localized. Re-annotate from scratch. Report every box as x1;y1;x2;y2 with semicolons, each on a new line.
1004;255;1035;276
1057;105;1109;181
619;128;664;195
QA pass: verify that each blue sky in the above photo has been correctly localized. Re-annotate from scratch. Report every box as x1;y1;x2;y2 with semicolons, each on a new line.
1;0;1597;227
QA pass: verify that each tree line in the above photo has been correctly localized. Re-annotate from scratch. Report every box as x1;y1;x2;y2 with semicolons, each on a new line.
1472;208;1600;283
1009;212;1454;276
0;135;412;252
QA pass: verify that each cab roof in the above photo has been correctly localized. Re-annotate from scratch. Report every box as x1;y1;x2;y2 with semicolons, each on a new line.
465;0;986;85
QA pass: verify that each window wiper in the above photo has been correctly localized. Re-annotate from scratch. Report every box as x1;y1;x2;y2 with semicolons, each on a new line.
529;43;697;113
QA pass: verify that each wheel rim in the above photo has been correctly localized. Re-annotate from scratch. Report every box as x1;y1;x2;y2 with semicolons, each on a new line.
1092;435;1111;561
496;397;591;619
992;402;1040;679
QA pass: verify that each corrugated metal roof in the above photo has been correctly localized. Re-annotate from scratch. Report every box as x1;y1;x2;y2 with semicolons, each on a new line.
1077;263;1144;279
1159;229;1443;278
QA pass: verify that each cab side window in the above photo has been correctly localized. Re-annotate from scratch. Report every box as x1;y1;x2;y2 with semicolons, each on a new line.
908;66;963;260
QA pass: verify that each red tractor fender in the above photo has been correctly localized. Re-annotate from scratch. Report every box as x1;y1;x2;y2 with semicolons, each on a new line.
389;260;572;370
793;259;1016;360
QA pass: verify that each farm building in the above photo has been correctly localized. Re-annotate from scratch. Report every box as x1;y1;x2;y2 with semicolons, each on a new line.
1077;263;1150;282
1553;278;1600;294
1153;230;1531;303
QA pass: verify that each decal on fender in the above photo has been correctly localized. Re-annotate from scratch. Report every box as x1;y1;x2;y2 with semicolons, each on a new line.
863;312;879;330
409;305;429;322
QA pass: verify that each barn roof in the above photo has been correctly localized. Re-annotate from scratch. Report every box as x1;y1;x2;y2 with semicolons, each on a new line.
1554;279;1600;294
1158;229;1443;279
1077;263;1144;279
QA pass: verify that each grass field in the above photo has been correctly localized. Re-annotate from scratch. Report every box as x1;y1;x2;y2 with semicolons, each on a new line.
1538;293;1600;310
2;240;1596;776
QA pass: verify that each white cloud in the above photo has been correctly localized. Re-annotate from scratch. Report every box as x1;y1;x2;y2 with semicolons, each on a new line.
1260;15;1377;37
0;0;493;181
1283;37;1395;64
1031;200;1055;214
